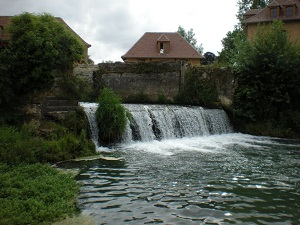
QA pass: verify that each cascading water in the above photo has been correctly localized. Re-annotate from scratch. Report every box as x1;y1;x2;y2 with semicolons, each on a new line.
80;103;233;148
123;104;232;143
79;102;100;148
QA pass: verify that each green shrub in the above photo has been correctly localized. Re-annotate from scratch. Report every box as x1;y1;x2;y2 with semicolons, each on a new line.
0;163;79;225
96;88;127;145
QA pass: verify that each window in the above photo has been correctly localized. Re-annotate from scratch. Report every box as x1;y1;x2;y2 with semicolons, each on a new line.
270;8;277;18
286;6;293;17
160;42;165;54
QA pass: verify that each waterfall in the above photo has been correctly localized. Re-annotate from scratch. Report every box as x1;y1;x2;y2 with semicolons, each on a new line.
79;102;100;148
80;103;233;147
123;104;233;143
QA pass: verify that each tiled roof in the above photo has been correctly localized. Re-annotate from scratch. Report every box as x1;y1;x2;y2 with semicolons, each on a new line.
244;9;263;16
122;32;204;60
0;16;90;47
245;0;300;24
157;34;170;42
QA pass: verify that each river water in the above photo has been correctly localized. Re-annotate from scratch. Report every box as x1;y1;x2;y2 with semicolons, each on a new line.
60;133;300;225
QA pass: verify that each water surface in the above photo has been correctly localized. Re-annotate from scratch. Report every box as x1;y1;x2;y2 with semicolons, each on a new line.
61;133;300;225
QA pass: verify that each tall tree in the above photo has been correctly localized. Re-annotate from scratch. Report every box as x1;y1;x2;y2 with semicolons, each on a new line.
0;12;84;105
218;26;245;64
177;26;203;54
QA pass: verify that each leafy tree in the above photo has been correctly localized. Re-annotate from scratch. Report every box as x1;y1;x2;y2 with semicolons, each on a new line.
202;52;217;65
177;26;203;54
0;12;84;106
218;26;245;64
233;21;300;123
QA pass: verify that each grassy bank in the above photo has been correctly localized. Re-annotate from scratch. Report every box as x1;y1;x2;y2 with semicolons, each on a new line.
0;163;79;225
0;109;97;224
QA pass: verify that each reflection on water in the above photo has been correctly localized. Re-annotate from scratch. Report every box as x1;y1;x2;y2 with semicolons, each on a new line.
59;134;300;225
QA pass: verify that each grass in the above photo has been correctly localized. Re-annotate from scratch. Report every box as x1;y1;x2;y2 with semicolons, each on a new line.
0;163;80;225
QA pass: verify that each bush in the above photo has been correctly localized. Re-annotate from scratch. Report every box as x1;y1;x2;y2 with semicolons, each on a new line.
0;163;79;225
96;88;127;145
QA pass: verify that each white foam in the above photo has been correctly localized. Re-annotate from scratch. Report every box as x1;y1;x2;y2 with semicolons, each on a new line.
116;133;278;155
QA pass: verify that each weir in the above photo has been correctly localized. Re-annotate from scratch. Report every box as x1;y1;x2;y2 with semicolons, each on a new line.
79;103;233;147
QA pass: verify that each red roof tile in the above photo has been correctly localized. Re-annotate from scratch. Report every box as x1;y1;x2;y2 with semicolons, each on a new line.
122;32;204;60
245;0;300;24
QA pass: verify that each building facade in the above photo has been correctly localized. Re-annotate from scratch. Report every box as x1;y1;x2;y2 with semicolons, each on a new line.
243;0;300;45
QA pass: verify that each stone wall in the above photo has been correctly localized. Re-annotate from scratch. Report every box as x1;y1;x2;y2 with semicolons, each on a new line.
78;62;183;102
73;64;98;84
73;62;236;107
99;62;182;101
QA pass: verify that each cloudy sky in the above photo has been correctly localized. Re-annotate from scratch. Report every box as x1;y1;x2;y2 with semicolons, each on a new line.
0;0;239;63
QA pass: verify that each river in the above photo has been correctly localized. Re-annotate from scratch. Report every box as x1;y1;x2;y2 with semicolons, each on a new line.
59;133;300;225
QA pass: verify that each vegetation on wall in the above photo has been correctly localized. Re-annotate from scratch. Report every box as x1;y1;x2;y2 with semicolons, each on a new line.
232;20;300;137
175;66;220;107
55;70;93;101
96;88;127;145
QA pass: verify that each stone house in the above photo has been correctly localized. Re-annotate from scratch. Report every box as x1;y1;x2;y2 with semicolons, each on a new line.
121;32;204;65
243;0;300;45
0;16;91;63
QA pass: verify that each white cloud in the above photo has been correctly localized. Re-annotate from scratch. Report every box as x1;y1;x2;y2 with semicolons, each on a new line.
0;0;238;63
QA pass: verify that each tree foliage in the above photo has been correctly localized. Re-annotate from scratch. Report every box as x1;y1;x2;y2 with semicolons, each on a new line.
218;26;245;64
202;52;217;65
177;26;203;54
233;21;300;123
0;12;84;106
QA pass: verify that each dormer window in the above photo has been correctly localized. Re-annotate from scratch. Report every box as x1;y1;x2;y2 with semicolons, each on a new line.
270;7;277;17
285;6;293;16
157;34;170;54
